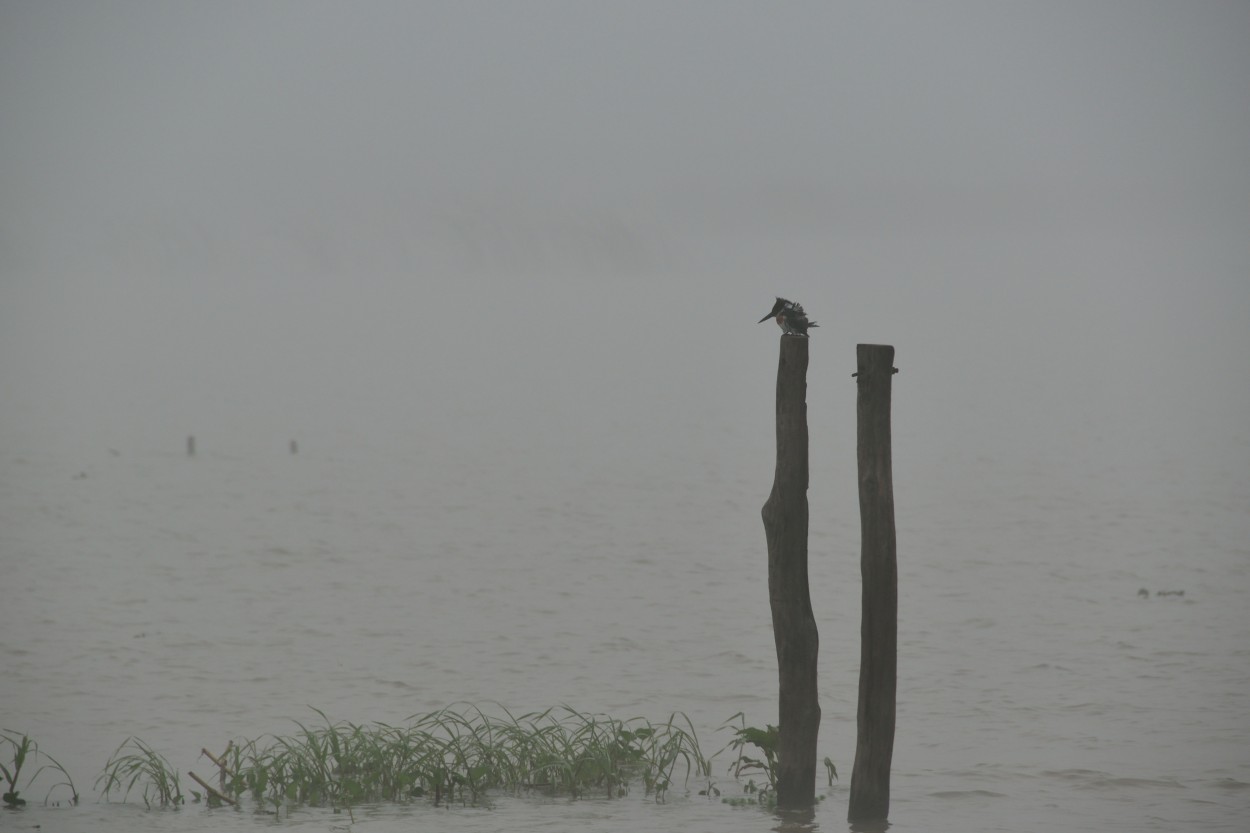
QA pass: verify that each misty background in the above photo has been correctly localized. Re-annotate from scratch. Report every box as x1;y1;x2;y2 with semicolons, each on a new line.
4;7;1250;830
2;4;1248;586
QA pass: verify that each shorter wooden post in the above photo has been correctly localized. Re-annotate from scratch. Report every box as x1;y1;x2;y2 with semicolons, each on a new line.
848;344;898;823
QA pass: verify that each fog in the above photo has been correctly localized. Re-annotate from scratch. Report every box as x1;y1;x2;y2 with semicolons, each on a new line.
3;1;1249;488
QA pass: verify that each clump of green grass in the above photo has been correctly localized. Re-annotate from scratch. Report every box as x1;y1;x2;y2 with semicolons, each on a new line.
96;737;183;808
1;730;78;808
223;704;712;809
87;705;828;813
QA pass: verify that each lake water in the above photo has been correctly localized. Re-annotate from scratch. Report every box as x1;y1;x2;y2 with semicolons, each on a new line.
2;424;1248;832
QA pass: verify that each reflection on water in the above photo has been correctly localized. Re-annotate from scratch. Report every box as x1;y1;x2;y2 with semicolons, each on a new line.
846;818;891;833
1;441;1248;832
773;805;820;833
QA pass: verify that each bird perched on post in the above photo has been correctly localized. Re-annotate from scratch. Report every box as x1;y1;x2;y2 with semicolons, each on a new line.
758;297;819;336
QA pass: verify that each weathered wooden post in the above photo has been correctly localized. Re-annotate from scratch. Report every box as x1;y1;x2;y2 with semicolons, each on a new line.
761;334;821;808
848;344;898;823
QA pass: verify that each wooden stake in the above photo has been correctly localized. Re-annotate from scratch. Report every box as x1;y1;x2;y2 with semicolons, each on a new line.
761;334;821;808
188;771;237;806
201;743;233;790
848;344;899;823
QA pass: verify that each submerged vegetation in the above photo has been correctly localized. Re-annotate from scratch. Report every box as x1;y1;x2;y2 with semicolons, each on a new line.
715;713;837;808
721;714;780;798
9;705;833;815
97;737;184;808
213;705;710;810
2;730;78;808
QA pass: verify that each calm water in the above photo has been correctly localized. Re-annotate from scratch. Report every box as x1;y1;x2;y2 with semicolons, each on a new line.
2;432;1248;832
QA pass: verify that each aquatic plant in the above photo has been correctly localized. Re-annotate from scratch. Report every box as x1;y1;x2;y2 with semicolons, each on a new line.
216;704;712;809
85;705;827;813
716;715;838;808
719;713;779;798
1;730;78;808
96;737;183;808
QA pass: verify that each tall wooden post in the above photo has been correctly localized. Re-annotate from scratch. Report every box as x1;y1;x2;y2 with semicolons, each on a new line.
761;334;821;808
848;344;898;823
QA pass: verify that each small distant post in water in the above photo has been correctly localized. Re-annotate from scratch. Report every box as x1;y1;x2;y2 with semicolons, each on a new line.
848;344;899;823
761;334;821;808
186;435;196;457
289;439;299;455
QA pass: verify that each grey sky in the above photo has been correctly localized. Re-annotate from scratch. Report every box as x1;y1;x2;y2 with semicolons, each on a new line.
2;2;1248;489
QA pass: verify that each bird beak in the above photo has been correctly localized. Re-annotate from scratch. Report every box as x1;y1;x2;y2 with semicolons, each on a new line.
757;312;773;324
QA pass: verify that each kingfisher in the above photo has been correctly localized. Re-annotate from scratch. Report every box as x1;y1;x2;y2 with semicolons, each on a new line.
758;297;819;335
